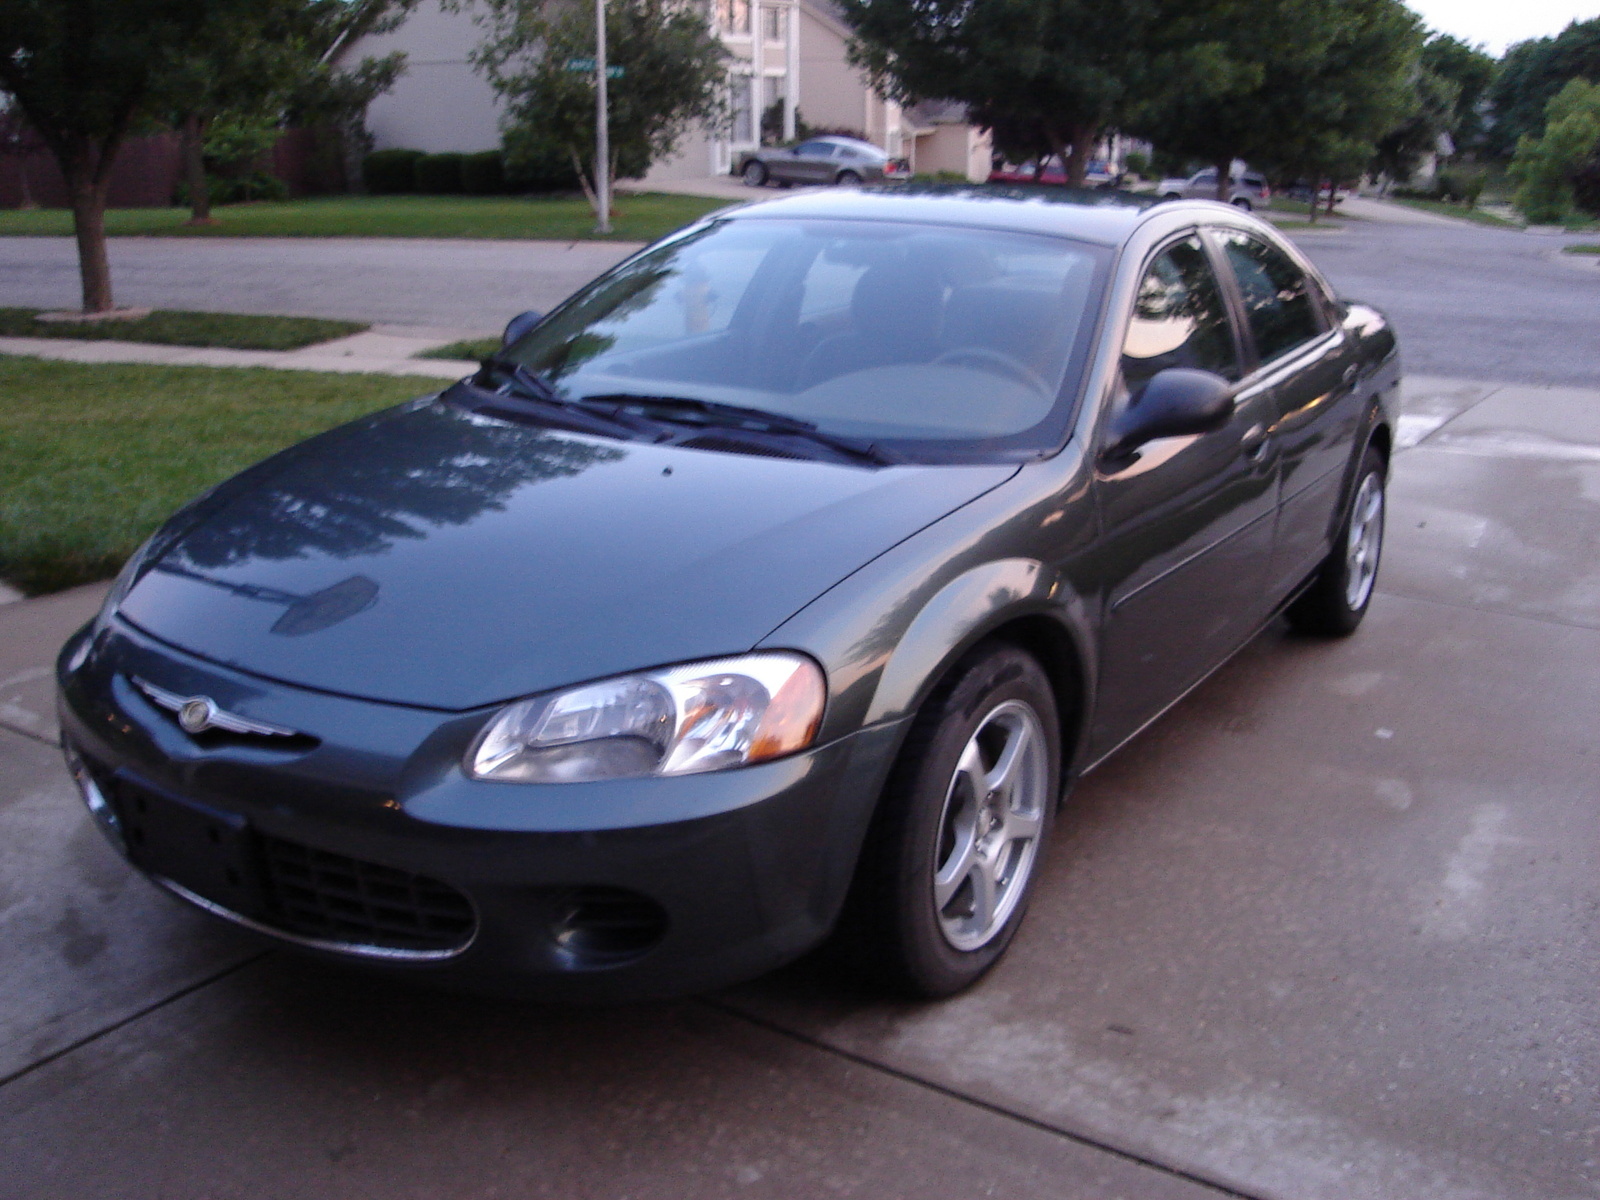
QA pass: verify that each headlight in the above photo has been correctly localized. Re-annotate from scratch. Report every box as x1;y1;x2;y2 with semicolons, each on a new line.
466;652;826;784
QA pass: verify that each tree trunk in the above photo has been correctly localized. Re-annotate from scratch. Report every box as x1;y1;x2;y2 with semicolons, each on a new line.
1325;183;1338;220
68;169;114;313
341;117;368;195
181;113;214;224
1307;182;1320;223
1065;124;1097;188
1215;158;1232;202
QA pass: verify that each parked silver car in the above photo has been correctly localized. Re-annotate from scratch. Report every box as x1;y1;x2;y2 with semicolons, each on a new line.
1157;168;1272;210
737;135;910;188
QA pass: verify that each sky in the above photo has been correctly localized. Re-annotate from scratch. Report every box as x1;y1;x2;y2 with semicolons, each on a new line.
1405;0;1598;54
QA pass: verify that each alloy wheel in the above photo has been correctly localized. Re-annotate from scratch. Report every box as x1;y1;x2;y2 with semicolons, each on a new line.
932;699;1049;951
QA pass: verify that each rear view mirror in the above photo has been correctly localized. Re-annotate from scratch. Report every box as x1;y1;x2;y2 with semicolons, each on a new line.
1105;368;1234;458
502;309;544;348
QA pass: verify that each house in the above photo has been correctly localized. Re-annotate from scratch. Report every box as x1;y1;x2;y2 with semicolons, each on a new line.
345;0;991;183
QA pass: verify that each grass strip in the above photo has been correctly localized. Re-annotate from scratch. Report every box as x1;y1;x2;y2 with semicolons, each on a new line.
1561;243;1600;254
0;193;728;243
0;308;366;351
418;336;500;361
0;357;428;595
1384;197;1521;227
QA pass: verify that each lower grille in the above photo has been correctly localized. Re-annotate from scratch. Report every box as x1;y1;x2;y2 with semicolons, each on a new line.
259;835;476;953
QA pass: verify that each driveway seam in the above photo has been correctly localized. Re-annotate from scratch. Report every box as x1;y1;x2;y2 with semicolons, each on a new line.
701;997;1268;1200
1372;587;1600;635
0;950;273;1092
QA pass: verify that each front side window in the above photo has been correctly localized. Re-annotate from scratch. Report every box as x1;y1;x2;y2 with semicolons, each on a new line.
1122;237;1238;391
1217;231;1323;365
499;218;1111;461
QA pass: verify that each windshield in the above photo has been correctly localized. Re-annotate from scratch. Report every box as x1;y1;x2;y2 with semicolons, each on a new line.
499;217;1110;462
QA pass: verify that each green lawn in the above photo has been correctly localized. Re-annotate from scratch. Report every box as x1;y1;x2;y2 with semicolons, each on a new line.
1562;243;1600;253
0;193;729;243
1385;197;1521;227
0;308;365;350
0;357;428;595
419;336;500;361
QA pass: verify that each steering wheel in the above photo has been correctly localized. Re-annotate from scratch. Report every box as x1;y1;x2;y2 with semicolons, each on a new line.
932;346;1049;395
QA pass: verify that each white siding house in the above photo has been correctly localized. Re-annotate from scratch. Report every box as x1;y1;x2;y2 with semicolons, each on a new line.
346;0;989;183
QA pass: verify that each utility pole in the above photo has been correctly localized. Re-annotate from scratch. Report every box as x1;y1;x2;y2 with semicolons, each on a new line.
594;0;611;234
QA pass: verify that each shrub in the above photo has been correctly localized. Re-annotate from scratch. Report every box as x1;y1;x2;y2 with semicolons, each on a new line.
1123;151;1150;178
1510;79;1600;223
415;152;466;194
461;151;507;195
363;149;424;194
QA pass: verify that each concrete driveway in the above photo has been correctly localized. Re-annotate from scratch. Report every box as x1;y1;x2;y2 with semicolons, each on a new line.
3;370;1597;1199
3;212;1599;1197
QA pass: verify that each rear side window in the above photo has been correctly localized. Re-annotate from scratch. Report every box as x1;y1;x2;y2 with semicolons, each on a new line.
1122;236;1239;389
1217;231;1323;364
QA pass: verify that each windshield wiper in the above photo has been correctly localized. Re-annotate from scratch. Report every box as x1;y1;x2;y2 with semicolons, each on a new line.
461;359;661;440
580;393;899;466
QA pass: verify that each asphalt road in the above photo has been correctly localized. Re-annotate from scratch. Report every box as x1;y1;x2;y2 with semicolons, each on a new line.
1;208;1597;385
2;212;1598;1198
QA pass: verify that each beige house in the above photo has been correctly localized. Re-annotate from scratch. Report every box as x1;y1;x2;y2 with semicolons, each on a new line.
348;0;990;183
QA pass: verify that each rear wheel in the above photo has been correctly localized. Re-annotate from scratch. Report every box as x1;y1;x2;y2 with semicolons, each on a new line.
836;169;863;186
844;643;1060;997
1287;444;1386;636
742;160;768;187
1232;196;1253;211
1162;191;1182;201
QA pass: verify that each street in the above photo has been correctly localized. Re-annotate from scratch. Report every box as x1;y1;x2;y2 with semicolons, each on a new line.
1;209;1598;1198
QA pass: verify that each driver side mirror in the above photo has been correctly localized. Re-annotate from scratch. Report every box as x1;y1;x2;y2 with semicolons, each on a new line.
1104;368;1235;459
502;309;544;348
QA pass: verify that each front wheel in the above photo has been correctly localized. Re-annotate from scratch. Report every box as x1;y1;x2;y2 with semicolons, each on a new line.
742;160;768;187
1231;196;1253;211
844;643;1060;997
1287;444;1386;636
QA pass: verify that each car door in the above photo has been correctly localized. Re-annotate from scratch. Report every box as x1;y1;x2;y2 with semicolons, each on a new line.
1211;228;1363;599
786;140;835;183
1085;234;1280;760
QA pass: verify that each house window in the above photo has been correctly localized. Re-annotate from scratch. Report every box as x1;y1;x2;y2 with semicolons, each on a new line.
730;75;755;144
718;0;750;34
763;4;785;41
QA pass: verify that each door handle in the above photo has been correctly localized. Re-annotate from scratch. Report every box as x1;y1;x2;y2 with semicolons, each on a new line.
1341;363;1360;385
1240;423;1269;459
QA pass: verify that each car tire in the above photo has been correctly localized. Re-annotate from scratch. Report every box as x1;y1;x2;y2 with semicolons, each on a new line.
844;642;1060;997
742;160;768;187
1232;197;1253;211
1287;444;1386;637
836;170;863;186
1162;192;1182;201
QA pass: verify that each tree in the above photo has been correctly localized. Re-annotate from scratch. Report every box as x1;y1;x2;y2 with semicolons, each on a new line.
1135;0;1420;212
1509;78;1600;222
1420;32;1494;153
468;0;725;209
1370;67;1458;184
0;0;253;311
840;0;1228;187
1488;18;1600;158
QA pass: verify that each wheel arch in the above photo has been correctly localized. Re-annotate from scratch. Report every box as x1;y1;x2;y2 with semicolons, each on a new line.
861;559;1095;787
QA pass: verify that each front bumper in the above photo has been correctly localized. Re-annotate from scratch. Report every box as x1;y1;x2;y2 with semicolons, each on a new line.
57;618;907;999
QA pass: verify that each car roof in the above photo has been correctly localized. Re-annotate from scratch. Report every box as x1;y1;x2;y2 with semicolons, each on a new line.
716;184;1170;247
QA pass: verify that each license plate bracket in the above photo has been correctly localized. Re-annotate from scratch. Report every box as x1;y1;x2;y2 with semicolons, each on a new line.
115;776;267;916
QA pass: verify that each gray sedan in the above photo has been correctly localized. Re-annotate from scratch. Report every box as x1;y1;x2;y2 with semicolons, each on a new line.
737;135;910;188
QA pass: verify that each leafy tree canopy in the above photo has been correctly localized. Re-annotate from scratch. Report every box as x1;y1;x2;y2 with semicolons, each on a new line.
1420;32;1494;150
1509;77;1600;222
467;0;725;206
1488;17;1600;156
841;0;1237;186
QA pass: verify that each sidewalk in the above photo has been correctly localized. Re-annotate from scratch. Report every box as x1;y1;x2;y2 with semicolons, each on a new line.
0;323;484;380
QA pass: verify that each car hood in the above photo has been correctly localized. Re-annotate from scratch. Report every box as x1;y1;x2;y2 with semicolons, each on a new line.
119;400;1016;710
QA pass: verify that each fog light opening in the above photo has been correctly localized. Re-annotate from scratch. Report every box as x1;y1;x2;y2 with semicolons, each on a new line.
548;887;668;965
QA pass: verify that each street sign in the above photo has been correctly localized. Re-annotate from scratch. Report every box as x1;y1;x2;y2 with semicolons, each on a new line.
565;58;623;77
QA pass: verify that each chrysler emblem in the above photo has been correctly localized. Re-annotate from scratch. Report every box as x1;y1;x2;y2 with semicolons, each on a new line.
178;697;217;734
132;677;300;739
